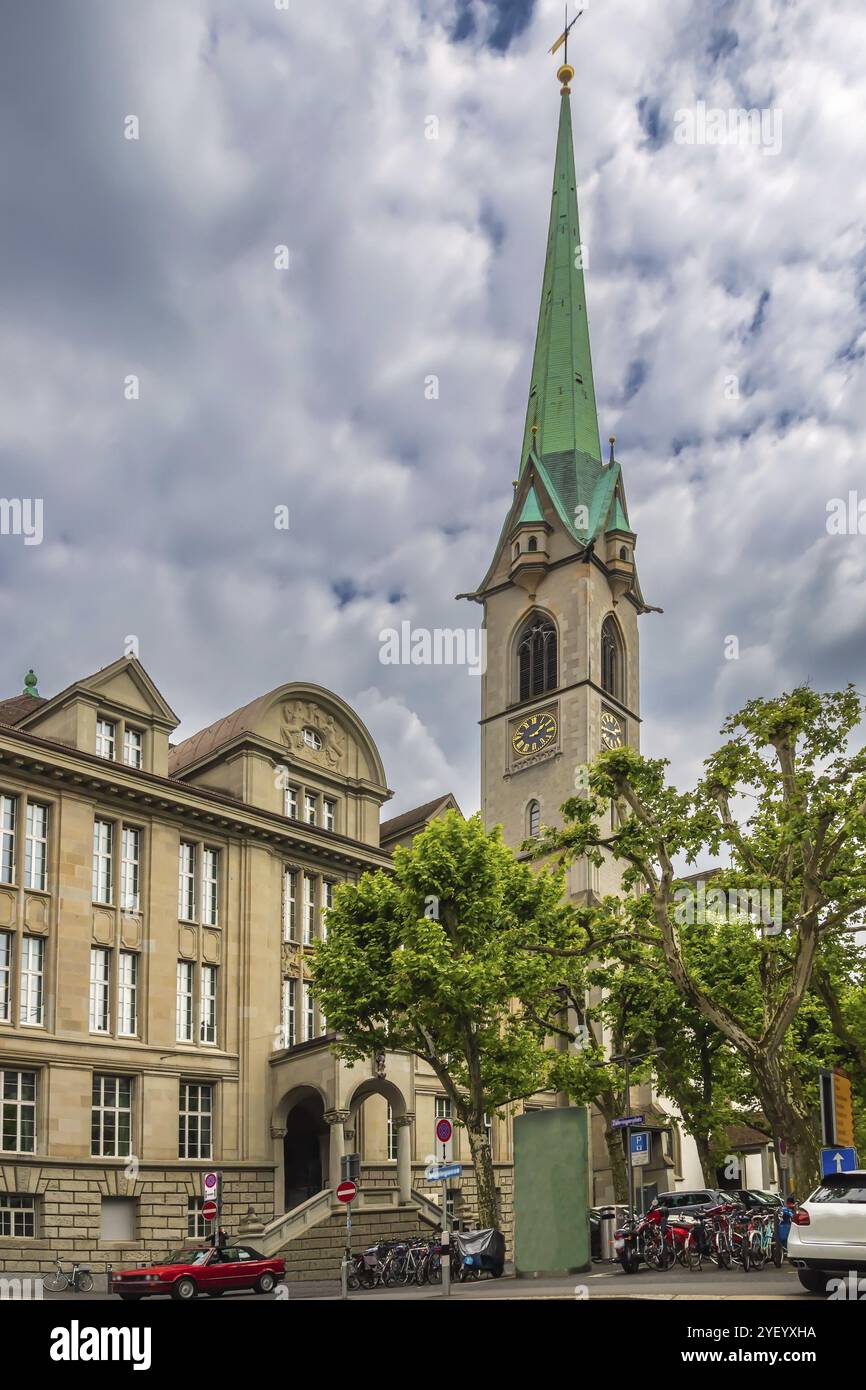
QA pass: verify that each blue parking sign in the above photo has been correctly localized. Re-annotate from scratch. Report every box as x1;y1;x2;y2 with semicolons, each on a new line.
820;1147;858;1177
630;1132;649;1156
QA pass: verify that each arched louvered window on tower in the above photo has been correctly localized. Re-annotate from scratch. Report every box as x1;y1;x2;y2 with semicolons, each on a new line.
601;616;624;703
527;800;541;838
518;616;557;702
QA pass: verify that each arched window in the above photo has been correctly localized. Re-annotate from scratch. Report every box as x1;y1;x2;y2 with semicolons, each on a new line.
619;546;628;561
528;536;538;552
527;800;541;837
601;616;624;702
513;543;520;559
518;615;557;701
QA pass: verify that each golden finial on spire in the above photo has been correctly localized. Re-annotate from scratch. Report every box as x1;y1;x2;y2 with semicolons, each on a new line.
549;7;583;92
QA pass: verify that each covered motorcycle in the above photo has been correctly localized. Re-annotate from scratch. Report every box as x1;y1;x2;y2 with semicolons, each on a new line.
450;1228;506;1278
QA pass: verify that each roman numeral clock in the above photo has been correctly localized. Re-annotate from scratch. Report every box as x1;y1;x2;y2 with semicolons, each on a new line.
510;708;558;762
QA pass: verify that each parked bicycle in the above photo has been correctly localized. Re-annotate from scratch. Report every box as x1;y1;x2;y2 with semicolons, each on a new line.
42;1259;94;1293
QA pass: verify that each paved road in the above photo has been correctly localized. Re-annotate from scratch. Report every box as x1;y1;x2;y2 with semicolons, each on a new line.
30;1262;821;1302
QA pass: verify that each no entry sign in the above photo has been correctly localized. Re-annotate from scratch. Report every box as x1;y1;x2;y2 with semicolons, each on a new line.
435;1118;453;1145
336;1180;357;1204
202;1199;218;1222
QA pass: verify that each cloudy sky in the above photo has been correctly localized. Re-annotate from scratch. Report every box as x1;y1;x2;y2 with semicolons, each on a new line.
1;0;865;819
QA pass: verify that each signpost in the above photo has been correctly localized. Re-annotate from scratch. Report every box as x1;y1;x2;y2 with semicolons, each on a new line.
820;1147;858;1178
202;1171;221;1246
612;1115;645;1130
630;1132;650;1169
336;1180;356;1300
434;1118;454;1298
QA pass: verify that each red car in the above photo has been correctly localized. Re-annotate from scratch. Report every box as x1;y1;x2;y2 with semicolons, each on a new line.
112;1245;285;1300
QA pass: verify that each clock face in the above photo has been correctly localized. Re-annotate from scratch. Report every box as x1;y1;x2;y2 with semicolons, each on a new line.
512;711;558;757
601;710;623;750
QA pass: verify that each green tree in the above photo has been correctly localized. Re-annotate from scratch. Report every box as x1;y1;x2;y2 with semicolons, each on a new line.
310;811;570;1228
535;687;866;1192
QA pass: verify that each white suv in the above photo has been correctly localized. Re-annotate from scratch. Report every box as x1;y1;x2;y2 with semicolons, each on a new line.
788;1171;866;1294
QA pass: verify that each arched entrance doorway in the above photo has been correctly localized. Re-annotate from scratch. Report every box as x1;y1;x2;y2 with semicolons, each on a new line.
283;1090;328;1212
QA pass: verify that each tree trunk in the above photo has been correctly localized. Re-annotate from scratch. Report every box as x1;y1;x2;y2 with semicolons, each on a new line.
466;1126;499;1229
602;1125;629;1203
748;1052;821;1196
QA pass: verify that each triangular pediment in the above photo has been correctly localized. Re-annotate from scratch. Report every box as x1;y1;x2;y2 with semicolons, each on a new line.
18;657;179;732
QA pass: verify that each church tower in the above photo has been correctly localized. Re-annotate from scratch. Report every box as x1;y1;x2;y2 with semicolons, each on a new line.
471;61;654;898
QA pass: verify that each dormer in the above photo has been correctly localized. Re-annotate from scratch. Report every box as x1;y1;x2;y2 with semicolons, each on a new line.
509;484;552;598
12;657;179;775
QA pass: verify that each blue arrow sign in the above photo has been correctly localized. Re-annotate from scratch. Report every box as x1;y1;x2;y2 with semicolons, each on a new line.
820;1147;858;1177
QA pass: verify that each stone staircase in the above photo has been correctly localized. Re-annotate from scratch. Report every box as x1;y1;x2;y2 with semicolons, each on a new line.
238;1185;442;1283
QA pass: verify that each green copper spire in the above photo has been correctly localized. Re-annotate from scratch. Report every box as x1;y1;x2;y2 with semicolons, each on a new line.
520;82;602;472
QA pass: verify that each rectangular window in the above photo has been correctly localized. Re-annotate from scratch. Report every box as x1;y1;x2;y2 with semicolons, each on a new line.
304;793;317;826
100;1196;137;1240
19;937;44;1026
187;1197;206;1239
322;880;334;940
285;785;299;820
283;869;297;942
178;842;196;920
201;849;219;926
90;947;111;1033
179;1081;212;1159
323;798;336;832
435;1096;453;1120
281;977;296;1048
92;818;114;904
303;874;316;945
1;1070;36;1153
302;981;314;1042
0;794;16;884
0;1194;36;1238
24;802;48;892
176;961;194;1042
387;1104;398;1161
0;931;10;1022
91;1074;132;1157
118;952;138;1037
122;727;143;768
200;965;217;1045
96;718;116;760
120;825;140;911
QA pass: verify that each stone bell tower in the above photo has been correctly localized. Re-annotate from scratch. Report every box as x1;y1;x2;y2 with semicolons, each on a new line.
463;59;655;903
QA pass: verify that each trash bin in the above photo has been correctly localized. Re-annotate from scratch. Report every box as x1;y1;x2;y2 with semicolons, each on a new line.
599;1206;618;1263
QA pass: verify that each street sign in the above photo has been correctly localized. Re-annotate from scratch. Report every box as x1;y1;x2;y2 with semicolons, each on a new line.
202;1199;218;1221
612;1115;645;1129
630;1131;650;1168
435;1118;453;1145
833;1072;855;1148
336;1180;357;1204
820;1147;858;1178
425;1163;462;1183
821;1069;856;1148
202;1171;219;1199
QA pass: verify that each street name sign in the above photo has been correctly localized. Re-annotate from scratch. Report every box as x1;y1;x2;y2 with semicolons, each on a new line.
612;1115;645;1129
425;1163;462;1183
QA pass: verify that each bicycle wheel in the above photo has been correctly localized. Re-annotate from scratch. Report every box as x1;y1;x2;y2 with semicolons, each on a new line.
683;1233;703;1271
427;1252;442;1285
77;1272;94;1293
749;1233;766;1272
42;1269;69;1293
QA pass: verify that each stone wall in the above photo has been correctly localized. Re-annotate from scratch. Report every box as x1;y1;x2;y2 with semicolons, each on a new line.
0;1163;274;1275
281;1206;432;1283
361;1162;516;1250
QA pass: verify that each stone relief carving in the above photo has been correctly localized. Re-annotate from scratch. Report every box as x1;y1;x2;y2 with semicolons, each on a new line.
280;701;347;771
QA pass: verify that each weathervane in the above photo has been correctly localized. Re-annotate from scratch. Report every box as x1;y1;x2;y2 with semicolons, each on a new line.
549;5;584;91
